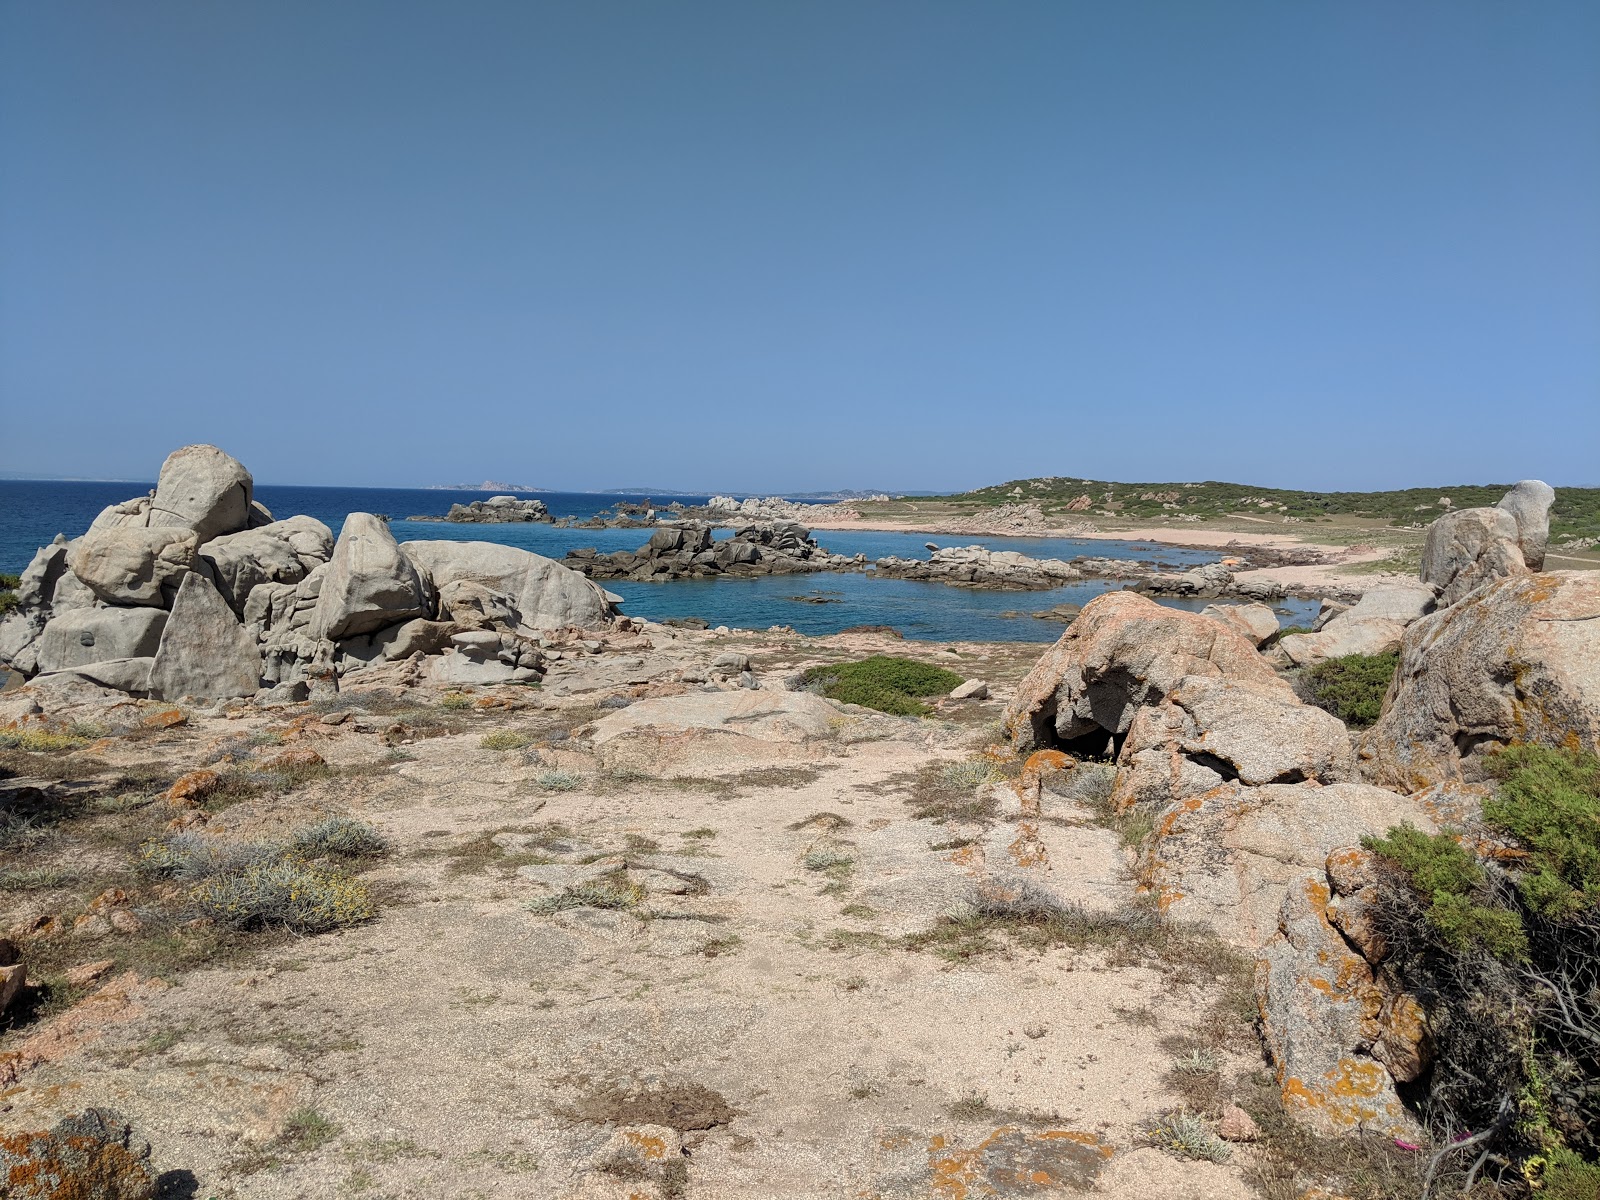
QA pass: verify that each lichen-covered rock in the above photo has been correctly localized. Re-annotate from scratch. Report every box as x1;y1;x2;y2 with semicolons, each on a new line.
145;572;262;702
1255;876;1416;1137
1361;572;1600;790
1137;782;1429;947
1004;590;1281;754
146;443;255;543
311;514;430;641
67;528;196;607
1496;479;1556;572
0;1107;157;1199
1420;506;1526;608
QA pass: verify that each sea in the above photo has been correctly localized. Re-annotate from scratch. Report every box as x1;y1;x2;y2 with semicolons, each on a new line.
0;480;1317;643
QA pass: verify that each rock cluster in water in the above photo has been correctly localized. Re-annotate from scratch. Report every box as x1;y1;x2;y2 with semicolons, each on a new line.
407;495;552;524
565;522;863;581
0;445;619;703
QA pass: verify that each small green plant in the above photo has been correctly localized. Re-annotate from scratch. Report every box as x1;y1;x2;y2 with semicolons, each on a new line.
438;692;474;710
0;573;19;617
287;818;389;860
1297;651;1399;728
0;728;88;753
526;877;642;915
1363;824;1527;958
800;656;963;717
803;849;853;872
190;856;376;933
279;1106;340;1152
1138;1110;1231;1163
681;827;717;840
0;866;78;891
480;730;533;751
1483;745;1600;918
531;768;582;792
939;758;1001;790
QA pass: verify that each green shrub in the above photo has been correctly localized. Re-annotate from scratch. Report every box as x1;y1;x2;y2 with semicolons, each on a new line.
1364;745;1600;1178
287;817;388;860
0;729;89;753
532;768;582;792
800;656;963;717
0;572;19;618
190;855;374;933
1297;652;1398;727
1483;745;1600;918
480;730;533;751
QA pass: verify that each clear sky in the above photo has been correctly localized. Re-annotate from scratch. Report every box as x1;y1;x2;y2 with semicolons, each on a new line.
2;2;1596;494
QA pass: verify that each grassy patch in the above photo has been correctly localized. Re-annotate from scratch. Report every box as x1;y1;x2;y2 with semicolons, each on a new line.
1296;652;1399;728
480;730;534;751
890;759;1002;826
800;656;962;717
530;768;583;792
1137;1110;1230;1163
526;875;642;915
0;729;90;753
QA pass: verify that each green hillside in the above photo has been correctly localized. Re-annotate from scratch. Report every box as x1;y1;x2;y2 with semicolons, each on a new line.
943;477;1600;542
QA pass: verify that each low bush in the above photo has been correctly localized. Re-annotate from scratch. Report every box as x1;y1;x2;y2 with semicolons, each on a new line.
531;768;583;792
1138;1110;1230;1164
0;573;18;617
0;729;88;753
139;818;386;934
191;856;375;933
800;656;962;717
1363;745;1600;1185
480;731;533;751
1296;651;1398;727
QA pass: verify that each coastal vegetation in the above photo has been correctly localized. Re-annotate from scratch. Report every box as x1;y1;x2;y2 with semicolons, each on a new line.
1296;652;1400;728
1364;746;1600;1192
799;655;962;716
924;477;1600;541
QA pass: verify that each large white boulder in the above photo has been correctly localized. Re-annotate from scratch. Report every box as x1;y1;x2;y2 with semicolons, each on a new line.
1496;479;1556;572
146;572;262;701
67;527;196;607
1420;506;1527;608
146;444;255;543
32;607;169;673
311;514;430;641
402;540;615;631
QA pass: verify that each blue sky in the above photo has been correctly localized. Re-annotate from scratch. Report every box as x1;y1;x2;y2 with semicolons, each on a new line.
2;1;1596;493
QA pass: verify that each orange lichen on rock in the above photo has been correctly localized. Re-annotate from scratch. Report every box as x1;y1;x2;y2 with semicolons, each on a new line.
164;769;219;807
926;1126;1113;1198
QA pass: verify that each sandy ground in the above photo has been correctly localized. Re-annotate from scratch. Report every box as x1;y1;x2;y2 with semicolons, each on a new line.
0;630;1264;1199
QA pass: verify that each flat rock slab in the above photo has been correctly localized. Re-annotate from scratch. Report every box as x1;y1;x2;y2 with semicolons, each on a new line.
589;690;843;745
146;572;262;702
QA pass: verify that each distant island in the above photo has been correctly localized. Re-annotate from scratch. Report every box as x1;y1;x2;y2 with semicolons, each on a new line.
423;480;548;492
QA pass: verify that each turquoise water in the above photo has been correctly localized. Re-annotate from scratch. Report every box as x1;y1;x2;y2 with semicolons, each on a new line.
0;480;1315;641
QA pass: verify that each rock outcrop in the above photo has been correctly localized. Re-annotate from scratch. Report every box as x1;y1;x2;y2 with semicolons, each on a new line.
1;445;620;701
1496;478;1556;572
1420;506;1527;608
410;495;552;523
1273;581;1436;668
569;522;860;581
873;545;1081;589
0;1108;157;1199
311;514;431;641
1361;571;1600;789
1200;601;1280;646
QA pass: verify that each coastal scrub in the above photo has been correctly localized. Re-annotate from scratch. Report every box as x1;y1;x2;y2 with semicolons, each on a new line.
800;656;962;716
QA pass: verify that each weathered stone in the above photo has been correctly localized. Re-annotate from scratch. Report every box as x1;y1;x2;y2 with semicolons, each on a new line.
87;494;154;533
200;517;332;613
1004;590;1281;754
146;573;262;702
1371;991;1432;1083
1139;781;1429;947
1497;479;1556;572
590;690;846;776
0;1108;157;1199
312;514;430;641
40;657;155;696
1361;572;1600;789
1420;506;1526;608
1217;1104;1259;1143
1200;602;1280;646
146;443;254;543
949;679;989;700
67;527;196;607
403;540;614;631
33;607;168;673
1256;875;1415;1136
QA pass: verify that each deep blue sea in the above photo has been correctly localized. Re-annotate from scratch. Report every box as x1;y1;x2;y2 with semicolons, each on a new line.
0;480;1315;642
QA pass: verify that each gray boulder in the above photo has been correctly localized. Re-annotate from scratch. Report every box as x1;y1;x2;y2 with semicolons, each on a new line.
67;528;196;607
1497;479;1556;571
146;444;254;543
200;517;332;614
33;607;169;673
1199;601;1280;646
1420;506;1526;607
87;494;154;533
39;657;155;695
402;540;615;631
146;572;262;702
311;514;430;641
